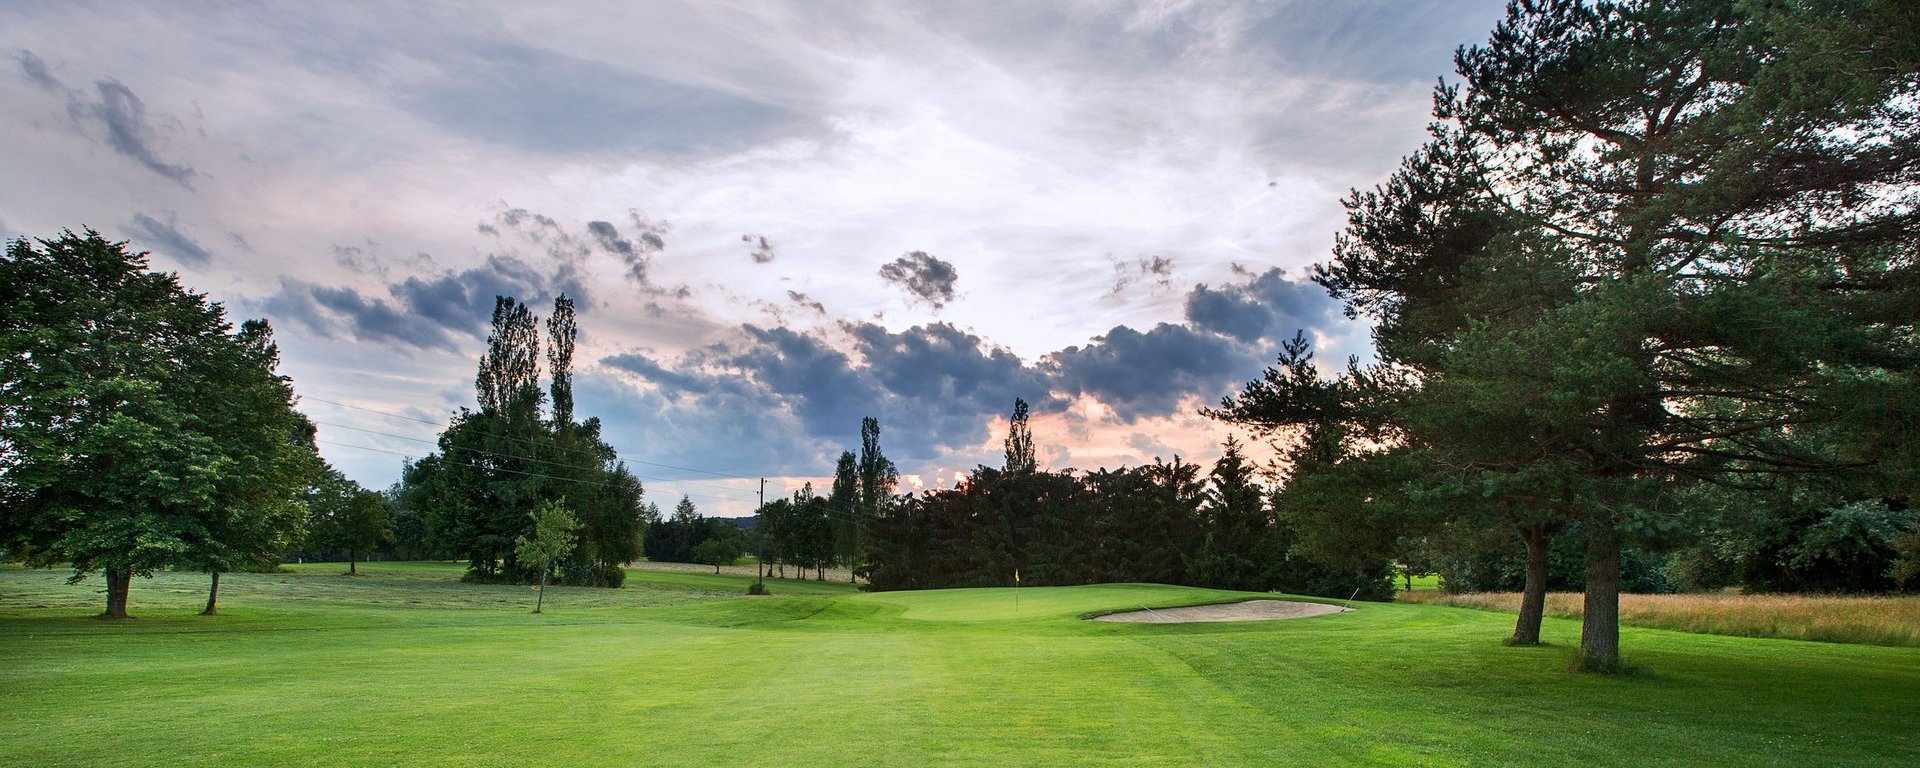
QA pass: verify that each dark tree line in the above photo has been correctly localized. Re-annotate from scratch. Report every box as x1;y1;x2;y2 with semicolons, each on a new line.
858;400;1396;599
400;295;645;587
642;496;747;569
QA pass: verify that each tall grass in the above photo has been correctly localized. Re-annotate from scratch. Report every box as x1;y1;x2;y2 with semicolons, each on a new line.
1397;589;1920;647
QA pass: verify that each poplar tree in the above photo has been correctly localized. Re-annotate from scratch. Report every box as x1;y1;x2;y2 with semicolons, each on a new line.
1003;398;1036;474
829;451;860;579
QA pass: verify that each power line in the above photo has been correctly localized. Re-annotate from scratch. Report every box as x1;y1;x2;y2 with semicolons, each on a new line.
314;439;761;506
309;419;760;500
301;395;762;481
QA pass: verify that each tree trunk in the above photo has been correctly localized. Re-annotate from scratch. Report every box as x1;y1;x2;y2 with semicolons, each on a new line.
103;568;132;619
348;546;359;575
1580;521;1623;673
535;568;547;614
1510;525;1549;646
202;571;221;616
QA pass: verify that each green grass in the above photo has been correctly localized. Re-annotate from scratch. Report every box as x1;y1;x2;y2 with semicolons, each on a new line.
1398;572;1442;591
4;563;1917;767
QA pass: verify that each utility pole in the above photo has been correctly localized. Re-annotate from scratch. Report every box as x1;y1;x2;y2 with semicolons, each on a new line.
755;477;767;591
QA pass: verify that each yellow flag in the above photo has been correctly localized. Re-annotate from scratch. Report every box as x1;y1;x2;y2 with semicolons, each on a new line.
1015;569;1020;584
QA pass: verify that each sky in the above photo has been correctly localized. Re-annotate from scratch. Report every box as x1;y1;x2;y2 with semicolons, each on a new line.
1;0;1510;516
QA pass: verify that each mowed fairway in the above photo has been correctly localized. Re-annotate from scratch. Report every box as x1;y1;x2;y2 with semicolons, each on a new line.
4;564;1917;767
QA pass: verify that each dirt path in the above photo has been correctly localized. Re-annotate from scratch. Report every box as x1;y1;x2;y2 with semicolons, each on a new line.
1092;599;1349;623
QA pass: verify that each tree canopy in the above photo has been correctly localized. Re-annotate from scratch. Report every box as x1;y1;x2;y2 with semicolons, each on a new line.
1212;0;1920;671
1;231;321;617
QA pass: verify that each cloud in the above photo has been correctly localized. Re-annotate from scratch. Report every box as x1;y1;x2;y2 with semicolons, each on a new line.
786;290;825;314
743;233;776;263
485;205;667;286
879;250;958;309
14;49;61;91
332;242;385;277
123;212;212;266
591;266;1346;470
845;321;1057;416
1111;254;1175;295
67;79;196;187
1043;322;1246;421
1184;267;1343;345
586;220;633;256
398;39;813;157
1128;432;1179;462
262;253;583;352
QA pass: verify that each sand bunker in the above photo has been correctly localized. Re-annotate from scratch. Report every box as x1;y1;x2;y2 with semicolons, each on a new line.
1092;599;1349;623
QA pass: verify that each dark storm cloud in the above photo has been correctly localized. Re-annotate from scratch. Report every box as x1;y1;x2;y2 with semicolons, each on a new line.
599;268;1352;467
263;279;454;352
1184;284;1269;342
879;251;958;309
845;321;1057;416
598;322;1052;467
600;350;712;394
261;254;582;353
67;79;196;187
14;49;61;91
728;324;884;438
1184;267;1343;344
1043;322;1246;421
124;212;211;266
743;234;776;264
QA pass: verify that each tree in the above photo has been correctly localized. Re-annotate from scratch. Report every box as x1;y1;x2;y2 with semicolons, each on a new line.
829;451;859;580
307;468;393;576
517;499;579;614
1;231;321;618
546;294;578;429
1216;0;1920;671
401;293;643;586
856;416;899;537
1187;437;1269;591
693;537;742;574
1436;0;1918;670
184;319;320;615
1004;398;1036;473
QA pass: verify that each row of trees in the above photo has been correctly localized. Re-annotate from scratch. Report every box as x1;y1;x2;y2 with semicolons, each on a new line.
641;495;748;572
399;295;646;587
855;401;1395;599
1209;0;1920;671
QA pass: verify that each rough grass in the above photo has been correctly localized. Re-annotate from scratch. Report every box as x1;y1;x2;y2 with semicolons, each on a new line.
4;563;1918;767
1398;589;1920;647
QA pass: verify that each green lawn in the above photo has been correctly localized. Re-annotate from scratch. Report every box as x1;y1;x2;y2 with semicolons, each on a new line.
3;563;1916;767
